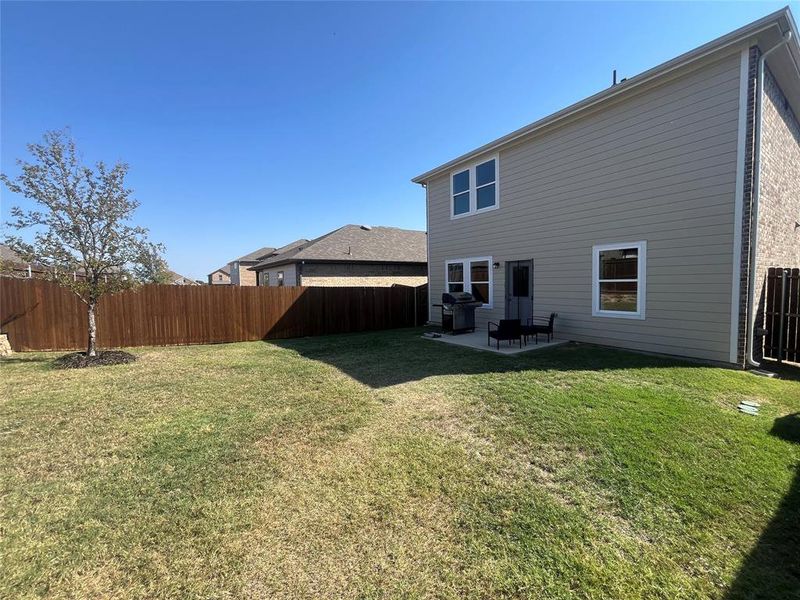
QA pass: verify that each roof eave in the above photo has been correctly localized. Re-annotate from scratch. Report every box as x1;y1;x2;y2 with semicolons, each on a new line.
411;7;793;184
250;257;427;271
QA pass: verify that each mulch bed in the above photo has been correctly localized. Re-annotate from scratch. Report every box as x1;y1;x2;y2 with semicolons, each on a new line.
54;350;137;369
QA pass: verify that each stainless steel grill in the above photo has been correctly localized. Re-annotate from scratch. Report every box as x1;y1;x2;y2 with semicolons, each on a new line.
441;292;482;334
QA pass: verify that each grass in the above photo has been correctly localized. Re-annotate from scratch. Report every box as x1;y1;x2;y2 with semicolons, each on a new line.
1;328;798;599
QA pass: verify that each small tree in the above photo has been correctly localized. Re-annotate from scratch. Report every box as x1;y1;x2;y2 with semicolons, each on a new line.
133;242;172;285
2;129;165;357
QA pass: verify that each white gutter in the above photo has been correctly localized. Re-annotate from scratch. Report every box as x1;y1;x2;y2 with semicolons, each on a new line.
746;30;793;368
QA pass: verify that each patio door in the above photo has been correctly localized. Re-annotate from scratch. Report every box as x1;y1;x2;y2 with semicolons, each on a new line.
505;260;533;322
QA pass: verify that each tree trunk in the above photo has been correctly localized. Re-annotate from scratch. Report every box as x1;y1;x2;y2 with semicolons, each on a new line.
87;302;97;357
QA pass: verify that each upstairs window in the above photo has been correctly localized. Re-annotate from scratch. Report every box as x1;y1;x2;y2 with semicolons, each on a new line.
452;170;470;216
451;157;498;218
592;241;646;319
277;271;284;287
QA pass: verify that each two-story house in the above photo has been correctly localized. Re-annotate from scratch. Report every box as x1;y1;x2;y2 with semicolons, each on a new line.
413;8;799;367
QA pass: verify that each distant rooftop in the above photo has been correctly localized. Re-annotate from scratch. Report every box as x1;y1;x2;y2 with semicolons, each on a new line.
209;264;231;276
0;244;23;264
251;225;426;270
236;246;276;263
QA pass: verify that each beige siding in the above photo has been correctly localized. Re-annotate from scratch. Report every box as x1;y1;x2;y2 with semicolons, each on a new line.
427;50;745;363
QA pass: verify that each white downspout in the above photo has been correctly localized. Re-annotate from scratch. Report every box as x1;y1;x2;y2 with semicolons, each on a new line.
746;30;793;368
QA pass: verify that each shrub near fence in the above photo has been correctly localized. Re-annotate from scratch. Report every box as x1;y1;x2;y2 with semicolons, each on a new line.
0;278;428;351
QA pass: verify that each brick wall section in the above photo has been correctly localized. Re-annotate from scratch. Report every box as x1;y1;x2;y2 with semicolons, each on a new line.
299;262;427;287
737;52;800;366
736;47;759;366
757;67;800;283
208;270;231;285
753;67;800;361
236;264;258;287
228;262;258;286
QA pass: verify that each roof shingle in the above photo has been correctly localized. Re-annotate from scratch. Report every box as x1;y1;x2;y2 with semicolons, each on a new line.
236;246;276;263
251;225;426;270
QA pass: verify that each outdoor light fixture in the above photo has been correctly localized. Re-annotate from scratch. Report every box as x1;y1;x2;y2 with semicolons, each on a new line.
493;262;500;269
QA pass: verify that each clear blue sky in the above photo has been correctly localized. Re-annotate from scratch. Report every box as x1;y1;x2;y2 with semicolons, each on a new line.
2;1;796;280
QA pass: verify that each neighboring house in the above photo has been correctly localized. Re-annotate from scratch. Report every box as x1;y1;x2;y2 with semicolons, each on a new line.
250;239;308;287
228;246;275;286
165;270;200;285
2;244;195;285
250;225;427;287
0;244;47;278
207;264;231;285
413;8;800;367
0;244;103;281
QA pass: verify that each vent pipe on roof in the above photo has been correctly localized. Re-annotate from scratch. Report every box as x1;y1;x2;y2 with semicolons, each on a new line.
360;225;372;230
612;69;617;86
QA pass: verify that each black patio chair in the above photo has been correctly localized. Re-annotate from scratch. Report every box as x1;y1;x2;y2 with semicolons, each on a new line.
488;319;522;349
522;313;558;344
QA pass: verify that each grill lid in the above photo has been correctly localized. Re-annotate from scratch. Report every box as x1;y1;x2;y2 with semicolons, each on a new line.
442;291;478;304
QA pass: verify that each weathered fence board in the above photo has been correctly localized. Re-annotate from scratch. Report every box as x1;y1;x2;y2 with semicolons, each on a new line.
0;278;428;351
763;267;800;363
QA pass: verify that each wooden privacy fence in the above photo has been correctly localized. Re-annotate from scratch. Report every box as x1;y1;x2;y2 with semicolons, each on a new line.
763;267;799;363
0;278;428;351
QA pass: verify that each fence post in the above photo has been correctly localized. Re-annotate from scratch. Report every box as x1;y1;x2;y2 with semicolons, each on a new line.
413;286;418;327
777;268;787;364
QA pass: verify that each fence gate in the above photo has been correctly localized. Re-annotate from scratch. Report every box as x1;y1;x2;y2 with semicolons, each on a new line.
764;267;800;363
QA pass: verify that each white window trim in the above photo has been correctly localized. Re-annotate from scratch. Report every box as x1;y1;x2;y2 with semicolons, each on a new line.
592;241;646;320
445;256;493;308
450;155;499;220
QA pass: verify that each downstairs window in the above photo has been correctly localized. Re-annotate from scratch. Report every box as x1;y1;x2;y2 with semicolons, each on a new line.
592;241;646;319
446;257;492;307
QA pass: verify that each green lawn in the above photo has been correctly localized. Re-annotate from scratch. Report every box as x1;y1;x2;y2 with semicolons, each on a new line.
1;329;799;599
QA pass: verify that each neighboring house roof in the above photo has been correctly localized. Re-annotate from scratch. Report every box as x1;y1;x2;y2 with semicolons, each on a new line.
166;270;200;285
247;238;309;269
272;238;310;255
251;225;426;270
412;7;800;183
1;245;126;280
1;244;53;273
0;244;22;264
209;264;231;276
236;246;276;263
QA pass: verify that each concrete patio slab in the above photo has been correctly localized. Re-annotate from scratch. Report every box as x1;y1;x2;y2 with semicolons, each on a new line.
423;330;568;355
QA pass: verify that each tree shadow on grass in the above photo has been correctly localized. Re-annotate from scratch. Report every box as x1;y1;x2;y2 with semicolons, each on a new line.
725;413;800;599
266;327;708;389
